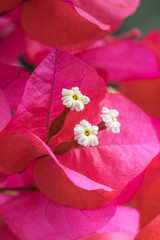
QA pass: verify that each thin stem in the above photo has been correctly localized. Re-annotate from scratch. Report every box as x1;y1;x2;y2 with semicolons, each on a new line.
0;186;38;192
97;121;106;131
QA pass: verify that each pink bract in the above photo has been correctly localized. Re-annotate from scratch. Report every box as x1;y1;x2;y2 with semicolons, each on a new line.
0;192;139;240
0;89;11;132
0;191;116;240
0;0;21;11
72;0;140;30
134;214;160;240
0;224;19;240
79;205;140;239
130;117;160;228
0;7;25;64
0;0;140;50
0;49;159;209
0;62;30;110
80;232;135;240
77;40;160;82
0;89;11;183
21;0;107;51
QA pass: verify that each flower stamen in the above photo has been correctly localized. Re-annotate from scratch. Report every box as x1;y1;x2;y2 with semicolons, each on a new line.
73;95;78;100
85;130;90;136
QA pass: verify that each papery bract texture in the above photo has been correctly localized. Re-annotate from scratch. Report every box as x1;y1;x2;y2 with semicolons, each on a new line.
130;153;160;227
0;0;21;11
53;93;159;197
0;192;116;240
0;25;25;65
0;224;19;240
97;205;139;234
142;30;160;62
134;214;160;240
72;0;140;27
21;0;107;51
0;173;7;183
79;205;139;240
0;49;159;209
80;232;135;240
119;31;160;118
0;7;25;64
24;37;53;66
0;89;11;131
11;48;106;141
0;63;29;110
77;40;160;82
129;117;160;227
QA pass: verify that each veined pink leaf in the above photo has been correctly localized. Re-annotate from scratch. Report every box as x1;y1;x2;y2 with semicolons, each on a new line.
0;192;116;240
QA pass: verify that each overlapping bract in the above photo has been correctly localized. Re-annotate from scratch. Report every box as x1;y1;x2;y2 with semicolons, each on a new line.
0;49;158;211
119;31;160;118
0;0;141;50
77;40;160;83
0;1;160;239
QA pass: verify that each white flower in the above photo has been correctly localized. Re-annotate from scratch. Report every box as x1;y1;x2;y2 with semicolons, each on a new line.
62;87;90;111
101;107;120;134
74;120;99;147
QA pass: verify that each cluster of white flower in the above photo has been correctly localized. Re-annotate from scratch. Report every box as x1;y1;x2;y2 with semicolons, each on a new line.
62;87;121;147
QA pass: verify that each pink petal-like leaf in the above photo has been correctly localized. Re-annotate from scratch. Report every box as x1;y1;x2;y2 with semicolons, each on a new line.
72;0;140;30
134;214;160;240
0;62;29;110
0;192;116;240
77;40;160;82
142;30;160;62
34;157;116;209
0;89;11;131
0;225;19;240
12;48;106;141
0;0;21;11
0;25;25;65
0;173;7;183
56;93;159;195
0;128;50;174
80;232;135;240
98;206;139;234
21;0;107;51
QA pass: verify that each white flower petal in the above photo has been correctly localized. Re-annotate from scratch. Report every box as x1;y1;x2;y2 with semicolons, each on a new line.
101;107;120;134
62;87;90;111
74;120;99;147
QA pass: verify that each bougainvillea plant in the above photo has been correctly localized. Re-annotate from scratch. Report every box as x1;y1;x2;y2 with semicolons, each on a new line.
0;0;160;239
0;48;159;239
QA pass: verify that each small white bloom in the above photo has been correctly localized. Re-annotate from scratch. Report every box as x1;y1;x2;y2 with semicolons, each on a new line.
101;107;121;134
74;120;99;147
61;87;90;111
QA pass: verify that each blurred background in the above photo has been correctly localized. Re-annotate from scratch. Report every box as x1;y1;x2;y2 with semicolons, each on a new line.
116;0;160;119
117;0;160;35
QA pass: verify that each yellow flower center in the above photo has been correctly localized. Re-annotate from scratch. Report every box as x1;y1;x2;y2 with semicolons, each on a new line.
111;117;115;122
85;130;90;136
73;95;78;100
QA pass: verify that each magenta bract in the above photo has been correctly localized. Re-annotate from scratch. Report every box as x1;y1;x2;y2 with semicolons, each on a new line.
77;40;160;82
0;49;159;209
